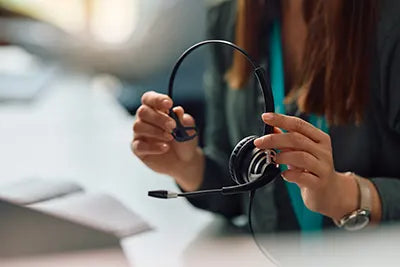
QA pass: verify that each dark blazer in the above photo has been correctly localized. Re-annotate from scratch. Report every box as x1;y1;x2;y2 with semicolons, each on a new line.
185;0;400;231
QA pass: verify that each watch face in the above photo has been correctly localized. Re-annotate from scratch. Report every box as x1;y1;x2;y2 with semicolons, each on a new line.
343;210;371;231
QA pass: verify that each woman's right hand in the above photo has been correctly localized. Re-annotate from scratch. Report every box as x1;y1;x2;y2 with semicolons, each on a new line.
131;91;204;190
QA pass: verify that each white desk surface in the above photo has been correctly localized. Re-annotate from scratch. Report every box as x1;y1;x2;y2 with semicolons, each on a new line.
1;72;399;267
0;72;268;267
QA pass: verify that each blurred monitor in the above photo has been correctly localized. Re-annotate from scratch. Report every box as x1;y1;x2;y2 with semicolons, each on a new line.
0;46;57;102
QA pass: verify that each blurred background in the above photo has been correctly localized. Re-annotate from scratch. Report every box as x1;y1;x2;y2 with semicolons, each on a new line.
0;2;230;264
2;2;399;266
0;0;212;143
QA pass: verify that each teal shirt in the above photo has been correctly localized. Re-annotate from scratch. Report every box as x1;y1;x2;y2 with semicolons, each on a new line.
269;21;328;231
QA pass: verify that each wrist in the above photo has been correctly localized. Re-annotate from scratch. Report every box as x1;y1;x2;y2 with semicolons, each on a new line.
172;147;205;192
329;172;359;221
331;173;381;230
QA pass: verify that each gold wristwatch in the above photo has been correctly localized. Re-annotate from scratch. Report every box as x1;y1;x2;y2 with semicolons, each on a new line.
334;173;372;231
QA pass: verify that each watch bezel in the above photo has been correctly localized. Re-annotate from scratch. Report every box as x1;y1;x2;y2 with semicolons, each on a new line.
338;209;371;231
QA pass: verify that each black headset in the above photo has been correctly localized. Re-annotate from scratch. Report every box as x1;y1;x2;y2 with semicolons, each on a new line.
148;40;281;199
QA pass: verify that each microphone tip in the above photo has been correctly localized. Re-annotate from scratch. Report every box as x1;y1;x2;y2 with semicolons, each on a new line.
148;190;178;199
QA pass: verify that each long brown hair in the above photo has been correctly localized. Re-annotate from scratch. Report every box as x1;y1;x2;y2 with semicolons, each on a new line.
226;0;378;125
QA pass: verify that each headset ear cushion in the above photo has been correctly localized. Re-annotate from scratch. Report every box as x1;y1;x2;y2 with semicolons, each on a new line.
229;135;258;185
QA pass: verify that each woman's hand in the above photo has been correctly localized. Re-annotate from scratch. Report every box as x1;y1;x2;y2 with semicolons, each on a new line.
131;91;204;191
254;113;359;221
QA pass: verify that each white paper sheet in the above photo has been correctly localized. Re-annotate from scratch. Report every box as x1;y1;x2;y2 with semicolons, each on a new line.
0;178;83;205
29;193;152;239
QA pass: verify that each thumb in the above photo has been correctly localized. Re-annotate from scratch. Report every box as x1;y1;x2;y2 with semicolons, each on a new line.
172;106;196;133
181;113;196;135
171;106;198;161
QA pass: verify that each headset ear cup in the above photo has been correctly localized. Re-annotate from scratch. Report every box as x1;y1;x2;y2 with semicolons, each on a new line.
229;136;258;185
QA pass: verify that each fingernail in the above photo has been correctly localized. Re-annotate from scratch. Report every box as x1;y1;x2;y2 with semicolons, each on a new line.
160;143;169;150
281;173;288;182
162;99;172;109
165;120;176;131
262;113;274;120
164;132;173;140
253;138;262;147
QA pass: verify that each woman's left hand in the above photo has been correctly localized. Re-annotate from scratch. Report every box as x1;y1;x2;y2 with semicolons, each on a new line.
254;112;358;221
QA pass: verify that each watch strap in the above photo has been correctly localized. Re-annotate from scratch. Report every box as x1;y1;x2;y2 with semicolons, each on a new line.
333;173;372;229
356;175;372;211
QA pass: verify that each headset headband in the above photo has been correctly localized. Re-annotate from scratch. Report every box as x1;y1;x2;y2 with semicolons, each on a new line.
167;40;275;136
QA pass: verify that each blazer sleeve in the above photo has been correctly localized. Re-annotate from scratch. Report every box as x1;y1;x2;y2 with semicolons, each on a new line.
182;2;244;219
370;27;400;222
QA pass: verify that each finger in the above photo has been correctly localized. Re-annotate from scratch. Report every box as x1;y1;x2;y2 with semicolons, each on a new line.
133;120;173;141
273;127;283;134
287;164;302;171
281;169;318;188
254;132;325;159
172;106;197;135
172;106;184;118
278;148;300;171
262;113;328;143
141;91;173;112
181;113;197;140
275;151;323;177
136;105;176;132
131;140;169;157
182;112;196;128
170;109;198;161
